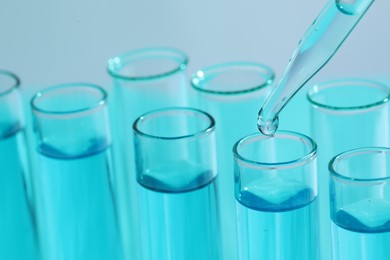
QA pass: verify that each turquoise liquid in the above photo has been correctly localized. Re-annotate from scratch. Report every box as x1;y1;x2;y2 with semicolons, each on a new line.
138;164;221;260
0;124;39;259
236;185;319;260
331;199;390;259
35;140;122;260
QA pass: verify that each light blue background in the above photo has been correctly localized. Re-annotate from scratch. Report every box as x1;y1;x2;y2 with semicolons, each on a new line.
1;0;389;134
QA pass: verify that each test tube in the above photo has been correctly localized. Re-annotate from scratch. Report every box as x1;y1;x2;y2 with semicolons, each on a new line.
133;107;221;260
307;78;390;260
0;70;39;259
191;62;274;259
233;131;319;260
31;83;122;260
329;147;390;259
107;47;189;260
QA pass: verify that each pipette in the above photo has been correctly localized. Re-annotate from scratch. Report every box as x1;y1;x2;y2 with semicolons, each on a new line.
257;0;375;135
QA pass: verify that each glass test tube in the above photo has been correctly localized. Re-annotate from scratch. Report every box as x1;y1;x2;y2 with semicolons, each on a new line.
31;83;122;260
107;47;189;260
307;78;390;259
0;70;39;259
133;107;221;260
329;147;390;260
191;62;274;259
233;131;319;260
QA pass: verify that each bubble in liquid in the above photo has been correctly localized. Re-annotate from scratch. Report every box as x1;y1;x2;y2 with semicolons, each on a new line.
257;116;279;136
335;0;372;15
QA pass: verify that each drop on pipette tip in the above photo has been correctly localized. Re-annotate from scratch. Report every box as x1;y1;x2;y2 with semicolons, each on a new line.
257;116;279;136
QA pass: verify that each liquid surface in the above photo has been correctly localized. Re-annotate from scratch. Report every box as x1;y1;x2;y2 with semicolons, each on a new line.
333;199;390;233
332;200;390;260
237;177;315;212
236;186;319;260
0;122;21;139
0;127;39;259
257;0;374;135
38;136;109;160
138;166;220;260
138;160;215;193
35;141;122;260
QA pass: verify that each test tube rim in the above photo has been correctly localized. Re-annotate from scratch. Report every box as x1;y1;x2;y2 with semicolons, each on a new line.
30;82;108;116
191;61;275;95
329;147;390;184
107;47;188;81
133;107;215;141
307;78;390;112
233;131;317;170
0;69;21;97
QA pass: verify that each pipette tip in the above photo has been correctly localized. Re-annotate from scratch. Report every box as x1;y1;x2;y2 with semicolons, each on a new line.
257;115;279;136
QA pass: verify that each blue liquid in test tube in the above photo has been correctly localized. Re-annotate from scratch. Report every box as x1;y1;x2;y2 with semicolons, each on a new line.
31;84;122;260
332;200;390;259
236;179;319;260
234;132;319;260
0;70;39;259
138;163;220;260
133;108;221;260
0;123;39;259
330;148;390;260
35;140;121;260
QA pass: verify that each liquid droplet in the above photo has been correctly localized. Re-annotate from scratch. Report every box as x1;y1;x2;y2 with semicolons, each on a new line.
257;116;279;136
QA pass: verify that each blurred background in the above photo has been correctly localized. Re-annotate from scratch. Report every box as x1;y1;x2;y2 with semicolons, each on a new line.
1;0;389;134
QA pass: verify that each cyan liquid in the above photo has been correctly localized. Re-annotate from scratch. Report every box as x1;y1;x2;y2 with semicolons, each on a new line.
35;140;122;260
236;181;319;260
0;124;39;259
331;199;390;260
138;163;221;260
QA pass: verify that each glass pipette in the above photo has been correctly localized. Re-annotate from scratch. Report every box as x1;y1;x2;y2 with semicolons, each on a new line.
257;0;375;135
